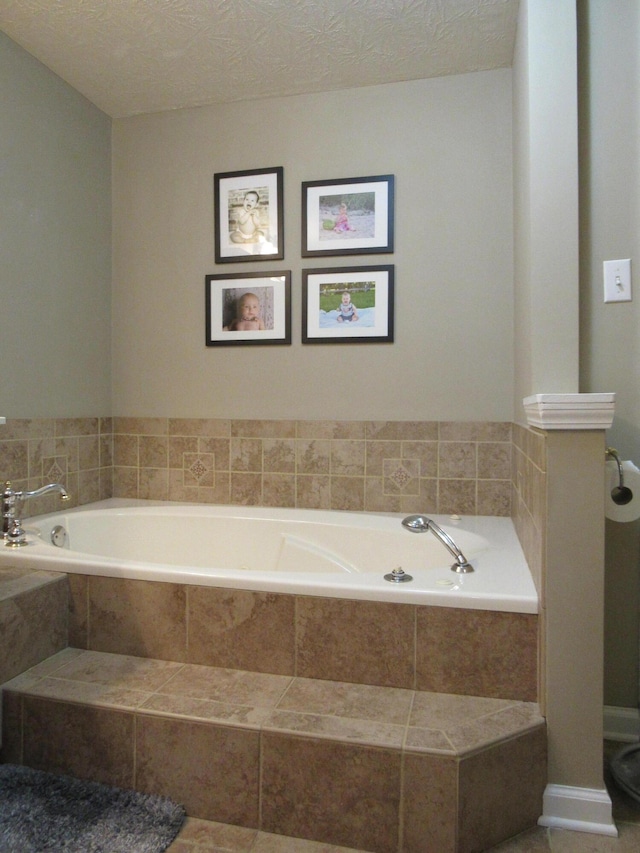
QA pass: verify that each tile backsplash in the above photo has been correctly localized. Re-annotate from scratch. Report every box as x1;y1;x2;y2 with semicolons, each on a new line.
114;418;513;515
0;417;513;516
511;423;546;598
0;418;113;515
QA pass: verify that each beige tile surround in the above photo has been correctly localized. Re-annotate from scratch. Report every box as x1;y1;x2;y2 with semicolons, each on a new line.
116;418;513;515
511;423;546;600
66;574;538;700
0;418;550;850
0;568;68;684
0;416;546;707
0;417;113;513
0;417;513;516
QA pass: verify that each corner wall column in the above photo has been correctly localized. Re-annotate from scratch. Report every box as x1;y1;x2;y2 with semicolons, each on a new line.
523;394;617;836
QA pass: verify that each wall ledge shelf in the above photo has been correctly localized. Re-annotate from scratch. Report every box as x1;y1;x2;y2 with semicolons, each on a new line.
523;393;615;430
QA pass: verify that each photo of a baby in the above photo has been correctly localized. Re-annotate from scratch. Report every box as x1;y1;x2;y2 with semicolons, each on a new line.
318;282;375;329
206;271;291;347
228;188;267;245
319;192;375;242
301;265;394;344
302;175;394;258
214;167;284;263
223;288;272;332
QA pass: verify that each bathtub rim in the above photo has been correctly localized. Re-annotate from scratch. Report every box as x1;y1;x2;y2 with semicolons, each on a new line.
2;498;539;614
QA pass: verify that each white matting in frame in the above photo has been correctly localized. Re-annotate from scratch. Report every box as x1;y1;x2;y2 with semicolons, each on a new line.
206;271;291;346
215;167;284;263
302;265;394;344
302;174;394;257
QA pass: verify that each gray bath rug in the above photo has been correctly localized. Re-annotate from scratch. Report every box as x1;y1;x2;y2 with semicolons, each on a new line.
0;764;185;852
609;743;640;804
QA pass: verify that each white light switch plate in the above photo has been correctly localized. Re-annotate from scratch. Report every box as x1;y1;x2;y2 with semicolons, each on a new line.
603;258;632;302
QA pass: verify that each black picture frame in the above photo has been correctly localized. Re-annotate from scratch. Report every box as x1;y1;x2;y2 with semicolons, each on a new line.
302;174;394;257
214;167;284;263
206;271;291;346
302;265;394;344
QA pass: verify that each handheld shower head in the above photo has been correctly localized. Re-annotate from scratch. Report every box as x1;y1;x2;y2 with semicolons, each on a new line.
402;514;474;573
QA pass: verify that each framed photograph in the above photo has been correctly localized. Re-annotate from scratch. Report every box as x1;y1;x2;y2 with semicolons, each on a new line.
302;265;394;344
206;271;291;346
302;174;394;257
214;167;284;263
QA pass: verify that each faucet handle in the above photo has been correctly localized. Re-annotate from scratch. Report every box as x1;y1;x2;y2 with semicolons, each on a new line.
5;517;27;548
2;483;21;541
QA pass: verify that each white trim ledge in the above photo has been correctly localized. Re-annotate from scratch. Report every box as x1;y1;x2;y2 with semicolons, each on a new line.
538;784;618;836
523;393;615;430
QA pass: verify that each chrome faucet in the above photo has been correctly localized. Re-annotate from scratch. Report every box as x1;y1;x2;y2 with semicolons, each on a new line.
2;481;70;548
401;514;474;573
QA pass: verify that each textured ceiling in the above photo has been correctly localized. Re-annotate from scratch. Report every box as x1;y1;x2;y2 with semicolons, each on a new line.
0;0;519;118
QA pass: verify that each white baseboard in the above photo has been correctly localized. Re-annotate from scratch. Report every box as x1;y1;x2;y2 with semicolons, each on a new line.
538;784;618;836
604;705;640;742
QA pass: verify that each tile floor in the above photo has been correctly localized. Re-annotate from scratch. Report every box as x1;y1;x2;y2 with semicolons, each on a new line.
165;741;640;852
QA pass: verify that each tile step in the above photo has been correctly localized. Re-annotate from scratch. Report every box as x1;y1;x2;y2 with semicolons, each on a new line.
1;648;547;853
3;647;543;756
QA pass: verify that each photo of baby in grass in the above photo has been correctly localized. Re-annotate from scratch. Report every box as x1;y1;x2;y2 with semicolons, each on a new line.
302;265;393;344
318;281;376;328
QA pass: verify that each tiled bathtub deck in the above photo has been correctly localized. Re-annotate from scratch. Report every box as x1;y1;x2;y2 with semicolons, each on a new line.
2;648;546;853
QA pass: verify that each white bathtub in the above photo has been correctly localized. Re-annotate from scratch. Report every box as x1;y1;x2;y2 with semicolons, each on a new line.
2;499;538;613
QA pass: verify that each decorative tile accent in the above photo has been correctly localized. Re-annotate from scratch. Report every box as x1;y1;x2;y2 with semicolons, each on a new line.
189;458;207;481
383;457;420;495
183;453;214;487
43;457;67;481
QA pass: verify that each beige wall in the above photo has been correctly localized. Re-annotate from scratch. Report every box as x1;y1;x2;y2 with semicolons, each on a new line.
512;0;580;413
112;71;514;422
0;31;111;418
578;0;640;709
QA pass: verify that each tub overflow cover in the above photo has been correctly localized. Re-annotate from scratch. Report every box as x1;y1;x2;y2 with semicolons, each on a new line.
50;525;67;548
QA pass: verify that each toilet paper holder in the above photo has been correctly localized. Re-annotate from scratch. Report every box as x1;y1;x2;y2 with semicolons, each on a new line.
606;447;634;506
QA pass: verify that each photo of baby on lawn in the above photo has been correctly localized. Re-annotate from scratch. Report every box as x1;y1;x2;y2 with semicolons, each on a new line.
318;191;376;242
318;281;376;328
